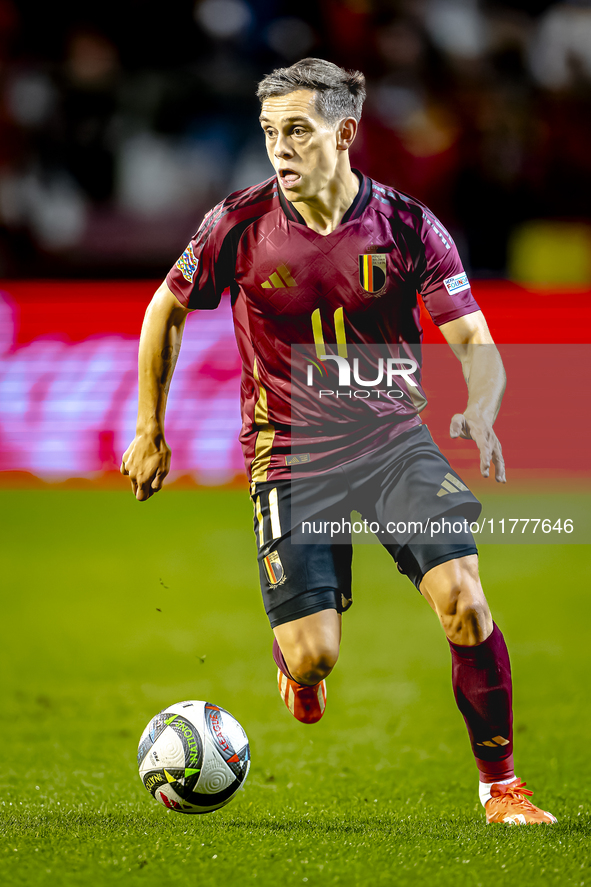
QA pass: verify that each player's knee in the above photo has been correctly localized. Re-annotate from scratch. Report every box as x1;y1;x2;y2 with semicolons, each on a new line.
289;646;339;686
443;594;491;646
432;564;492;645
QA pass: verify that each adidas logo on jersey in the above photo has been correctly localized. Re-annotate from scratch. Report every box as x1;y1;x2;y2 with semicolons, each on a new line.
261;264;297;289
437;472;468;497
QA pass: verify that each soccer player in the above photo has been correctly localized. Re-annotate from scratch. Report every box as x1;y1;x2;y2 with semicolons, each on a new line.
122;58;555;825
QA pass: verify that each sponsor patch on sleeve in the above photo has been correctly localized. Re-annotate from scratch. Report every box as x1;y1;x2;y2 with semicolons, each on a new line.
443;273;470;295
175;244;199;283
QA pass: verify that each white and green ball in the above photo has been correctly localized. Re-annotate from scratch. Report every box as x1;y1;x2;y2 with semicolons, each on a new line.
137;700;250;814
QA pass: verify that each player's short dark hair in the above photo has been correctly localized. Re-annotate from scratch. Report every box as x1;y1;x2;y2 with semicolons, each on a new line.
256;58;366;125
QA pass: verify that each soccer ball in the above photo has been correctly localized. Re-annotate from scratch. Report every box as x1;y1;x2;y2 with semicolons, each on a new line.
137;700;250;814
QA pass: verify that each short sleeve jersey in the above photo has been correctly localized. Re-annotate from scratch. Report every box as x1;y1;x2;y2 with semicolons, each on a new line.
166;172;479;484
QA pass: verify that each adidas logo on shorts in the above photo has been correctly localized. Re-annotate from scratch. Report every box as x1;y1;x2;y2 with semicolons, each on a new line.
437;472;468;497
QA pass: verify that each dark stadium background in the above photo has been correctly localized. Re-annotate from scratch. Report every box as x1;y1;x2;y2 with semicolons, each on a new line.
1;5;591;884
0;0;590;485
1;0;591;281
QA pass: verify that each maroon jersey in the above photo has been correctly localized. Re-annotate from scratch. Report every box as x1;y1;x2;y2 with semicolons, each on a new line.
166;172;479;483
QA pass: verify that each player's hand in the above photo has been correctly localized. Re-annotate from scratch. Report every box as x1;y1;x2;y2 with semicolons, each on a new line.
449;409;506;483
120;433;171;501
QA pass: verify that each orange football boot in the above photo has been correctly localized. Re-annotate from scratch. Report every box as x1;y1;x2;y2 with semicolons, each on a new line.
277;669;327;724
485;778;557;824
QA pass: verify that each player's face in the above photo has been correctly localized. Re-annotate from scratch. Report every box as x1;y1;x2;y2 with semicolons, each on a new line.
259;90;344;200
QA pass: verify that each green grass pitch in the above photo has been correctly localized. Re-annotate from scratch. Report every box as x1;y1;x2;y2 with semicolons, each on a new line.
1;488;590;886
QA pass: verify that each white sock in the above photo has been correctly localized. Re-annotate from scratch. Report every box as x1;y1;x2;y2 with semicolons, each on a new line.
479;775;516;807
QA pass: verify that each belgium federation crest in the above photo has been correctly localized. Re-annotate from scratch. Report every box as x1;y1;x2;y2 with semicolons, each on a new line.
263;551;285;586
359;253;387;295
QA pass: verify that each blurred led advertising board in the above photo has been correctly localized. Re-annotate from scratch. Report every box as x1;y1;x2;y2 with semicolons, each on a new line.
0;280;589;484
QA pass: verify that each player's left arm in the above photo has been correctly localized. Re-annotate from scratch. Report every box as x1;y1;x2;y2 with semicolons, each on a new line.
438;310;506;483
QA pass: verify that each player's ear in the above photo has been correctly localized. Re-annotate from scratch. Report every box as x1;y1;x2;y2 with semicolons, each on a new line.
336;117;357;151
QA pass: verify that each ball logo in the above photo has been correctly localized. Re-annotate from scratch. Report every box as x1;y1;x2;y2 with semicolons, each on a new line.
143;771;166;795
164;714;203;770
206;706;231;754
205;703;250;778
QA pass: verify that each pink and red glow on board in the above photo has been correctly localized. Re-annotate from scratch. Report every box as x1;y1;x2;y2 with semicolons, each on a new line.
0;280;589;481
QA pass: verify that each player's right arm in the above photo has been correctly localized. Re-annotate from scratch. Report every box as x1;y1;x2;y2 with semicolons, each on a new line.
121;282;190;501
121;187;265;498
